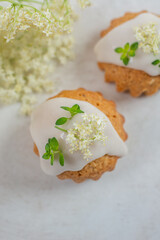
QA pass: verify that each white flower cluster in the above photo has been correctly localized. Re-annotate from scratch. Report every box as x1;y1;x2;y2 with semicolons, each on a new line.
0;30;74;115
135;22;160;54
0;0;78;114
66;114;107;160
0;0;74;42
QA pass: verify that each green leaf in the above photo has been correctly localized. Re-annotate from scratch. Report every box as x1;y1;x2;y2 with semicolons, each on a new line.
42;153;50;160
61;104;84;116
120;53;127;60
76;109;84;113
56;117;68;125
61;106;71;111
49;137;59;151
71;104;80;111
115;41;138;67
128;50;135;57
130;42;139;51
42;138;65;167
59;152;64;166
123;56;129;66
124;42;130;51
50;153;54;165
152;59;160;65
70;104;84;116
114;47;123;53
45;143;50;153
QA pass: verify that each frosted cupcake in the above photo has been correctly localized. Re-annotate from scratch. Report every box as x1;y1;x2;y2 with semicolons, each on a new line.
95;11;160;97
30;88;127;183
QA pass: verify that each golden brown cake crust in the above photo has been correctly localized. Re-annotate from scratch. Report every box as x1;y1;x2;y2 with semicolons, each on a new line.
98;11;160;97
34;88;127;183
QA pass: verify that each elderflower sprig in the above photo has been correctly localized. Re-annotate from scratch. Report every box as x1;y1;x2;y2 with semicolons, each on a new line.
55;104;84;132
42;137;64;166
115;42;139;66
0;0;91;114
0;0;74;42
134;22;160;55
66;113;107;160
152;59;160;68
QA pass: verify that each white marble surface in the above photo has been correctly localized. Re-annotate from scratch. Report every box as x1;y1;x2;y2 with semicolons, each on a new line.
0;0;160;239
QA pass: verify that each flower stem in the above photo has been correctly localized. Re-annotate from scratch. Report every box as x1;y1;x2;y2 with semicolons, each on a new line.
55;126;68;133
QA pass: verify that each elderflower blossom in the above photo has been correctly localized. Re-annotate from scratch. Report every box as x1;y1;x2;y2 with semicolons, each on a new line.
0;31;74;115
134;22;160;54
0;0;80;114
66;114;107;160
0;0;91;114
0;1;74;42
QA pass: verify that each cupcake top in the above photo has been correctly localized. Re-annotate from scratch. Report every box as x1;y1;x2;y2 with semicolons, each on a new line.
30;97;127;176
95;13;160;76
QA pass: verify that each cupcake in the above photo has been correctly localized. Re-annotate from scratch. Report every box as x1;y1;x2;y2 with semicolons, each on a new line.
30;88;127;183
95;11;160;97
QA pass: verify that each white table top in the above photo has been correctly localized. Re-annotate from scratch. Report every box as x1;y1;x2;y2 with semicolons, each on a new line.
0;0;160;239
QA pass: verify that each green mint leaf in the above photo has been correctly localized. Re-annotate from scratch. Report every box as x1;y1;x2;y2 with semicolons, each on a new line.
42;153;50;160
45;143;50;153
128;50;135;57
114;47;123;53
159;65;160;67
50;153;54;165
124;43;130;51
123;56;129;66
130;42;139;51
49;137;59;151
120;53;127;60
59;152;64;166
56;117;68;125
152;59;160;65
61;106;71;111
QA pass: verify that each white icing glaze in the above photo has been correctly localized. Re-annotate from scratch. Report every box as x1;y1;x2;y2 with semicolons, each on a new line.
94;13;160;76
30;98;127;176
